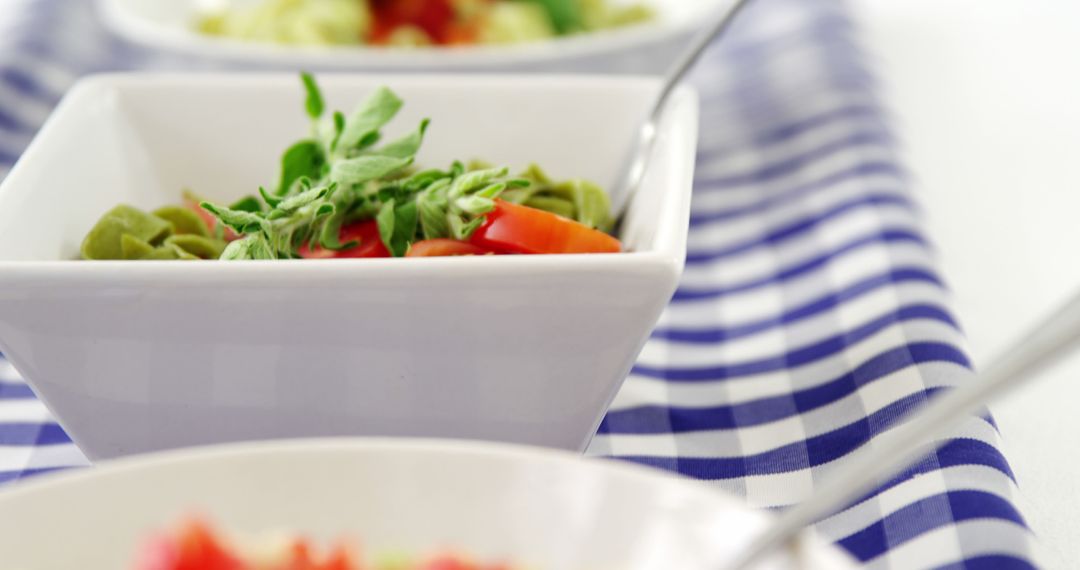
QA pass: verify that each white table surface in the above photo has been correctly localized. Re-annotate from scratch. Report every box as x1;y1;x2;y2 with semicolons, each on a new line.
854;1;1080;567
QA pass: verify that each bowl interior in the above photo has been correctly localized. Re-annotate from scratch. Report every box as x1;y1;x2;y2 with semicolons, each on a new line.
0;439;855;570
0;73;696;262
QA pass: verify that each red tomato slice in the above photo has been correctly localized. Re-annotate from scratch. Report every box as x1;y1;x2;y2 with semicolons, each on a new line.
301;220;391;259
405;239;497;257
470;200;622;255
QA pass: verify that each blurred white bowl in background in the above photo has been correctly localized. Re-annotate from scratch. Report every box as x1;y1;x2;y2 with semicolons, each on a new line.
98;0;719;73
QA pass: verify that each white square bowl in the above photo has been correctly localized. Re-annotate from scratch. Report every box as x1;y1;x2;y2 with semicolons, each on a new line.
0;74;697;461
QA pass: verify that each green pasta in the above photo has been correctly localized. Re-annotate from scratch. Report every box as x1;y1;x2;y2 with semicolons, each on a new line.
81;205;173;260
152;206;212;237
80;204;227;261
163;235;227;260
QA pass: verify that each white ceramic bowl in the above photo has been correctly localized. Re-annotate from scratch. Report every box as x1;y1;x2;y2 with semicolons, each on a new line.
98;0;717;73
0;438;857;569
0;73;696;461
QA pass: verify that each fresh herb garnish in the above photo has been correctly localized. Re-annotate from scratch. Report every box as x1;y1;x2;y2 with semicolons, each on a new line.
200;74;528;259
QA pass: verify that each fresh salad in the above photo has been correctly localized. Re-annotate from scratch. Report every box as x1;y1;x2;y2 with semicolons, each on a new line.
80;73;621;261
135;518;515;570
196;0;654;47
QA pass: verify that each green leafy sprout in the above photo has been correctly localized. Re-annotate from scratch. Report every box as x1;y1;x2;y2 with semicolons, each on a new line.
199;73;536;260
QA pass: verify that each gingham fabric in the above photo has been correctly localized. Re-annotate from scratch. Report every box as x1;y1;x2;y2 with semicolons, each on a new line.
0;1;1037;568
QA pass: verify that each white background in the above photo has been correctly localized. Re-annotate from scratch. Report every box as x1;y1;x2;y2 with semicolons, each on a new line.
854;1;1080;567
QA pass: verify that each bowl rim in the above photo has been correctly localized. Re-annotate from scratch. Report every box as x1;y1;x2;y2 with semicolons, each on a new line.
0;437;733;502
96;0;703;69
0;72;696;275
0;437;859;569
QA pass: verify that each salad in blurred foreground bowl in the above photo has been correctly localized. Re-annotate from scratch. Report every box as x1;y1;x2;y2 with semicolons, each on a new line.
136;518;515;570
196;0;654;47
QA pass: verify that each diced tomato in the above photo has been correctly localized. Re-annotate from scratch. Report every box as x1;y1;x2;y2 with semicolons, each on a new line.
284;540;317;570
279;540;360;570
175;521;246;570
421;556;476;570
442;22;480;45
411;0;455;42
135;519;512;570
301;220;391;259
369;0;456;44
470;200;622;255
316;545;359;570
368;12;405;46
133;533;182;570
133;521;246;570
405;239;497;257
420;556;509;570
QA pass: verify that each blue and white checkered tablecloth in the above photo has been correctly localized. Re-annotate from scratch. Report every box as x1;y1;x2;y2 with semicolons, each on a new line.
0;1;1037;568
